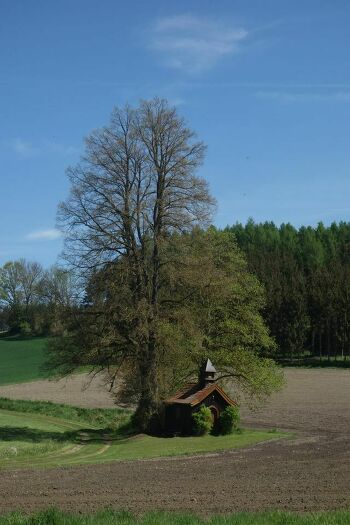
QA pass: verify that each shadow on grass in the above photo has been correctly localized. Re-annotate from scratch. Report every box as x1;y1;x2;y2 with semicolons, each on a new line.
0;422;135;445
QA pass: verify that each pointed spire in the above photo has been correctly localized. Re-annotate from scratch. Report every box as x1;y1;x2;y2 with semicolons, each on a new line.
205;358;216;374
200;358;216;385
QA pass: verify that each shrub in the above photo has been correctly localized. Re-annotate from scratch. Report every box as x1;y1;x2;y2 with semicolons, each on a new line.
192;406;213;435
219;405;240;435
19;321;32;336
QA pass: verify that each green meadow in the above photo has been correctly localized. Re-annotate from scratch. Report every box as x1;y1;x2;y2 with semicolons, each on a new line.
0;398;287;469
0;335;48;385
0;338;288;469
0;509;349;525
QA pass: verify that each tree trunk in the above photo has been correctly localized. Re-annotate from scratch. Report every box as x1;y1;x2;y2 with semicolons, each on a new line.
327;319;331;362
133;332;159;432
311;329;315;357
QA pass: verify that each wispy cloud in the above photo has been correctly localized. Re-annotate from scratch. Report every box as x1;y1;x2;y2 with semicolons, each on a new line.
150;14;249;73
26;229;62;241
8;138;79;157
12;138;40;156
255;91;350;103
168;97;186;106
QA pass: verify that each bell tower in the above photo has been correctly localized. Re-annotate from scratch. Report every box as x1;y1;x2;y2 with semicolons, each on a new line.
199;358;216;386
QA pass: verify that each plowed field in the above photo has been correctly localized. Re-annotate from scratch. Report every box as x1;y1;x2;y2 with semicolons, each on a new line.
0;368;349;515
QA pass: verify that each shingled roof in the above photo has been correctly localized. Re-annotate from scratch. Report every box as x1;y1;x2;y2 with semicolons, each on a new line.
165;381;236;407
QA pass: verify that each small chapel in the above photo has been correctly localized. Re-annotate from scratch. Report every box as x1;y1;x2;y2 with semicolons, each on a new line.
164;358;237;435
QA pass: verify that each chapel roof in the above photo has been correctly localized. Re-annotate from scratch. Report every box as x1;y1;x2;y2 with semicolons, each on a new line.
165;381;236;407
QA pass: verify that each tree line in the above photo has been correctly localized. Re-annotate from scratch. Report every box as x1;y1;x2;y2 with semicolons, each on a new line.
0;259;76;335
228;220;350;362
4;219;350;366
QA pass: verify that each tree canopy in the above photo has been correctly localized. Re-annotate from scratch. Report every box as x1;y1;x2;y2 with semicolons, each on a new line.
0;259;75;334
45;98;283;431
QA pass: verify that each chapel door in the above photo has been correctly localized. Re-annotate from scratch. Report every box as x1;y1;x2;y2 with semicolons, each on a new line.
209;406;219;425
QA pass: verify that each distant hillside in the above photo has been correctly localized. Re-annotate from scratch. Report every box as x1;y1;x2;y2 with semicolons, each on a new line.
0;336;48;385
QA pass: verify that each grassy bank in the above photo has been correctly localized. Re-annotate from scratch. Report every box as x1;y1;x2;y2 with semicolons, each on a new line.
1;509;350;525
0;336;48;385
0;397;129;428
0;398;287;469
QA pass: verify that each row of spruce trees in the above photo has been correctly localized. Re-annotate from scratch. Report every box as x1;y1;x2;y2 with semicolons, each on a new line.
227;220;350;362
3;220;350;363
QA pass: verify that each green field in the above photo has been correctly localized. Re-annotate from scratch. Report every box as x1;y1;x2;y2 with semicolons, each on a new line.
0;335;48;385
0;398;287;469
1;509;350;525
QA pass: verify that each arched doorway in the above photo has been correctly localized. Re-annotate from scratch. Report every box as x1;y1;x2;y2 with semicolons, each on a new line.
209;405;219;426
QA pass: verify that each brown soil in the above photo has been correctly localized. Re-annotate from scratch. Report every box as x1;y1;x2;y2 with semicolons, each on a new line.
0;368;349;515
0;373;116;408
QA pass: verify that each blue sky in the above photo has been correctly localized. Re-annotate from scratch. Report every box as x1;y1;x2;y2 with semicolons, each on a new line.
1;0;350;266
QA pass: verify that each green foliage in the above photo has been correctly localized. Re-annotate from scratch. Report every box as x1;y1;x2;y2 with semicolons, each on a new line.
0;260;76;336
46;229;284;410
0;509;349;525
229;220;350;363
19;321;31;336
218;405;240;435
192;406;213;435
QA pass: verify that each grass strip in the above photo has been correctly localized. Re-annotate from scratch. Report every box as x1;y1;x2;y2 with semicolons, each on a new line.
1;509;350;525
0;402;288;469
0;397;131;429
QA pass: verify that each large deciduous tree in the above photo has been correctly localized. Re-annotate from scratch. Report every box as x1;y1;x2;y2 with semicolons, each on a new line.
51;98;282;431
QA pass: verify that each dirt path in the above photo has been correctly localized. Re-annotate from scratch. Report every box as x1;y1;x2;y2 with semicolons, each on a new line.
0;368;349;514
